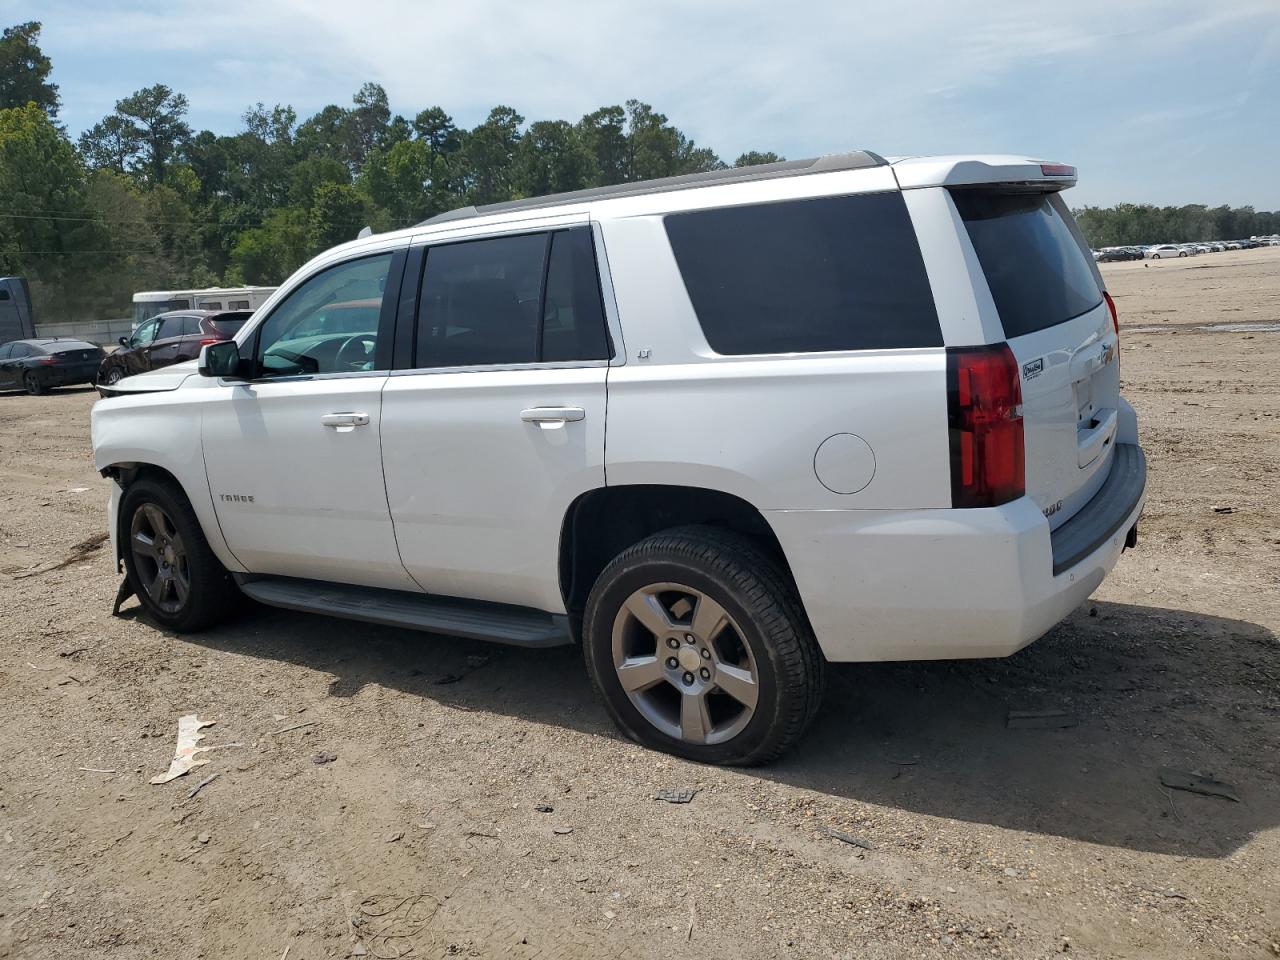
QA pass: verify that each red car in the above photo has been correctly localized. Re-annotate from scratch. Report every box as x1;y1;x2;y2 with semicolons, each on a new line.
98;309;252;387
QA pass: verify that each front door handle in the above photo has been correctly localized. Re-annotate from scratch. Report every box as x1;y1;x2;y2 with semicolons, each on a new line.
520;406;586;429
321;412;370;432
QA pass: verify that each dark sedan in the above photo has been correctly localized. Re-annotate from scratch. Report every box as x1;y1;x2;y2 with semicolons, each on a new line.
98;309;251;387
0;338;105;395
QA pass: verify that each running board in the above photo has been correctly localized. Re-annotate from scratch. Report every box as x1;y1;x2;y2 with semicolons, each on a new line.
237;576;573;648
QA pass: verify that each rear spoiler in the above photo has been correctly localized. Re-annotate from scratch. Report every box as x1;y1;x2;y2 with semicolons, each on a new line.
890;155;1077;192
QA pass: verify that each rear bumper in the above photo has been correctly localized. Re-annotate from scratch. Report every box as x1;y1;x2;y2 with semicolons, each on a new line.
767;443;1147;662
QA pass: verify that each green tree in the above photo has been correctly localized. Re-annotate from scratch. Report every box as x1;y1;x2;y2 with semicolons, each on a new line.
307;181;374;252
460;105;523;205
0;22;59;118
511;120;592;197
576;106;628;185
412;106;461;157
115;84;191;184
0;104;103;320
78;114;139;175
735;151;784;167
228;207;309;284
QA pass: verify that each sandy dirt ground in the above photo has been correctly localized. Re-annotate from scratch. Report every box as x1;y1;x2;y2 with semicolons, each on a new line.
1;247;1277;960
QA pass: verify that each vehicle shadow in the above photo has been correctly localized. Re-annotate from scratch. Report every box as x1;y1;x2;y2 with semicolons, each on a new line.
180;598;1277;858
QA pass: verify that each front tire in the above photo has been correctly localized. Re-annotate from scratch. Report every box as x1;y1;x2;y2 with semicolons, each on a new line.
583;526;825;766
120;478;239;632
104;367;123;385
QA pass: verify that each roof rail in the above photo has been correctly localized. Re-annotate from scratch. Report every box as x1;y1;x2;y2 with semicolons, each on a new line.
416;149;887;227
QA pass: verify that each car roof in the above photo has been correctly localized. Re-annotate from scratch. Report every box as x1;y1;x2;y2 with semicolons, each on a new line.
10;337;98;346
147;309;254;319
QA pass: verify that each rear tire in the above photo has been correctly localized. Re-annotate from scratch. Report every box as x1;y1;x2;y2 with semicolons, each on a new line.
120;478;239;632
24;371;45;395
583;525;825;766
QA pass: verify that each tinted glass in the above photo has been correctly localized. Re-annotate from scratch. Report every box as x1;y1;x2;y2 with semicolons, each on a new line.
664;193;941;355
0;343;11;360
208;315;249;336
45;340;99;353
951;190;1102;338
9;343;29;359
227;299;250;310
180;317;203;336
541;229;610;362
156;316;185;339
416;233;546;368
256;253;393;377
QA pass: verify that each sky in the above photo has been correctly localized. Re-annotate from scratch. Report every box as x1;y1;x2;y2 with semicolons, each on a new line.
14;0;1280;209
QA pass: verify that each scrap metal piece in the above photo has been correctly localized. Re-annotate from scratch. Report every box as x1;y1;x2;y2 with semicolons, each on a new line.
653;789;697;804
150;715;215;784
1158;768;1240;802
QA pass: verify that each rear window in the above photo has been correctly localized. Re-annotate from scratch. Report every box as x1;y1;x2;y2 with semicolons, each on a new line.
664;193;941;355
951;190;1102;339
44;340;99;354
208;314;249;336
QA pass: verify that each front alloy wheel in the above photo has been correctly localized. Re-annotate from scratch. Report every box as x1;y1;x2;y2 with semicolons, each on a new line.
129;502;190;615
613;583;760;745
105;367;123;385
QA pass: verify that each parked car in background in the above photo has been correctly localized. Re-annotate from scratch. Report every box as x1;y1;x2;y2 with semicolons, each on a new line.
0;338;104;394
1096;247;1129;262
132;287;275;327
1146;245;1185;259
98;309;252;387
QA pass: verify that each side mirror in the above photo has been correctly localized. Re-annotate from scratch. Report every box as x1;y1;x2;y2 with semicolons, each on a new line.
198;340;243;379
118;336;129;347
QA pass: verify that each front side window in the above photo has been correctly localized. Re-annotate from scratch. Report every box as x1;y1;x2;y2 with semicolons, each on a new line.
664;192;942;355
131;319;160;348
415;227;610;368
254;253;394;378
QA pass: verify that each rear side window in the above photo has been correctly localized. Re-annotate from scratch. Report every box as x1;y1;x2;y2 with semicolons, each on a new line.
664;193;941;355
951;190;1102;339
415;227;610;368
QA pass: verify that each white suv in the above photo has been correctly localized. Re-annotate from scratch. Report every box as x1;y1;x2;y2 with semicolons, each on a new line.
92;152;1146;765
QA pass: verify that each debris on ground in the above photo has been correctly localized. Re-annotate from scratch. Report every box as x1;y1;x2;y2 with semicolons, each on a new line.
197;832;211;844
1212;505;1236;514
553;826;574;835
312;752;338;765
267;720;317;736
1158;768;1241;802
824;827;876;850
384;831;403;843
1139;884;1189;900
1007;709;1079;729
534;803;554;813
185;772;220;800
150;714;215;784
10;532;108;580
653;789;697;804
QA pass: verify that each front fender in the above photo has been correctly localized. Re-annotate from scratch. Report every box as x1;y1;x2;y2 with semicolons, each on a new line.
92;391;246;573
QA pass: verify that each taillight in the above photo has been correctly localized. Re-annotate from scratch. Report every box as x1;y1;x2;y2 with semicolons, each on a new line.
199;337;221;346
947;344;1025;508
37;356;58;366
1103;289;1119;335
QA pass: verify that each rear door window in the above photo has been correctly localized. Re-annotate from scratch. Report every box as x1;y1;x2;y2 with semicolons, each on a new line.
951;190;1102;338
414;227;610;368
664;193;941;355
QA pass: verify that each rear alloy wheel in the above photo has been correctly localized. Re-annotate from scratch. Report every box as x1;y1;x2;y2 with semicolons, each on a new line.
24;371;45;395
121;478;239;632
584;526;825;766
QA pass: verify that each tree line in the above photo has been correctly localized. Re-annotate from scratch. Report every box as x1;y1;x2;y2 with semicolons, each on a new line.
0;21;1276;323
1072;203;1280;249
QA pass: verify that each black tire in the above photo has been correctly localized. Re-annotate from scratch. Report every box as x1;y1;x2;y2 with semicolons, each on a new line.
583;525;825;766
24;371;45;395
120;477;239;632
104;367;123;385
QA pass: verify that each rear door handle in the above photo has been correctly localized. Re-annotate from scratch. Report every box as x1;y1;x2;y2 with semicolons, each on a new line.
321;412;370;432
520;406;586;430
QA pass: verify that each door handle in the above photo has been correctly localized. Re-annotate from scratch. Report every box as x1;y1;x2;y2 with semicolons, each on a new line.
520;406;585;429
321;412;370;431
